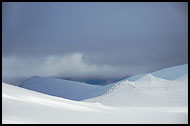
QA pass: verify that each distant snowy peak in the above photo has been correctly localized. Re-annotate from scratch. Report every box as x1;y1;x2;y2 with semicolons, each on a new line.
126;64;188;81
136;73;158;82
104;80;135;96
106;74;166;95
18;64;188;101
135;73;171;83
85;68;188;107
108;73;176;92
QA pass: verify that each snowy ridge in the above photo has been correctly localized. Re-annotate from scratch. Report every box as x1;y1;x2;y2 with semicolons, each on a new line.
134;73;177;87
126;64;188;81
85;73;188;107
104;80;135;96
19;76;114;101
136;73;160;82
152;64;188;80
18;64;187;101
103;73;186;99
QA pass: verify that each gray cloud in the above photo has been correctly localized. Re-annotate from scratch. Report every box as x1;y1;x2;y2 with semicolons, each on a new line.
2;2;188;84
3;53;151;85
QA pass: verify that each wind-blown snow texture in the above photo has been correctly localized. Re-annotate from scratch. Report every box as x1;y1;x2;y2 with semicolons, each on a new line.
2;64;188;124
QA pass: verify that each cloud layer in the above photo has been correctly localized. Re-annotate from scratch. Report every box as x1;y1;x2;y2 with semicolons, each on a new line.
3;53;141;84
2;2;188;84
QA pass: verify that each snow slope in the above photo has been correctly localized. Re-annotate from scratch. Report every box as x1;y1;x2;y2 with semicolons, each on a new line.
19;76;115;100
175;73;188;82
2;83;188;124
18;64;187;101
126;64;188;81
85;74;188;107
85;64;188;107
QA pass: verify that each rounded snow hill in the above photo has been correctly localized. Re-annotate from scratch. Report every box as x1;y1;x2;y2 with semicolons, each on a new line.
19;76;115;101
19;64;188;101
126;64;188;81
85;74;188;107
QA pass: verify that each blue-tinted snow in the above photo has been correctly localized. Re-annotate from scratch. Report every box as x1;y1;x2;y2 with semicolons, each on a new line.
19;76;115;101
126;64;188;81
19;64;188;101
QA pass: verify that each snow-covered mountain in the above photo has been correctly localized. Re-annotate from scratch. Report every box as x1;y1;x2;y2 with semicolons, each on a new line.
19;76;115;100
2;82;188;124
18;64;188;101
126;64;188;81
2;64;188;123
85;73;188;107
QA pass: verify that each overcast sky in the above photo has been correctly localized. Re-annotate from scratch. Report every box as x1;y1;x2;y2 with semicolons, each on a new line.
2;2;188;85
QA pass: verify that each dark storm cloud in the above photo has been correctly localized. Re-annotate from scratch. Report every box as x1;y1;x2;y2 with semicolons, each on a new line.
2;2;188;83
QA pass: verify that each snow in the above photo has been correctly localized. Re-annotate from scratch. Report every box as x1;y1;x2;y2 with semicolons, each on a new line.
2;82;188;124
2;64;188;124
126;64;188;81
85;74;188;107
175;73;188;82
152;64;188;80
18;64;188;101
19;76;115;100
